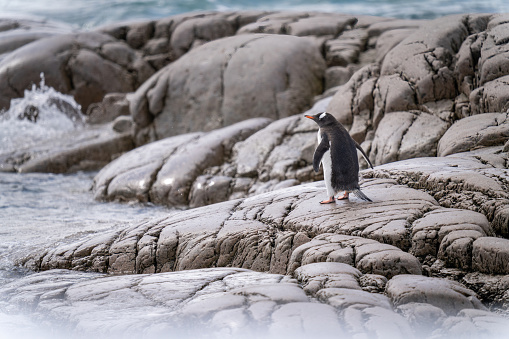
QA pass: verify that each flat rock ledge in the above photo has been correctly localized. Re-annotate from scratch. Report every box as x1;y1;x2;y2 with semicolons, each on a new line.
2;264;508;338
20;177;509;332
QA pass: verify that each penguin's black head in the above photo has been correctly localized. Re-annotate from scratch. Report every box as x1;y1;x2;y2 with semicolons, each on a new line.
305;112;337;127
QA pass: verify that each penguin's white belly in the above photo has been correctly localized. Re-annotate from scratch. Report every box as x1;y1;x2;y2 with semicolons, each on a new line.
317;131;335;197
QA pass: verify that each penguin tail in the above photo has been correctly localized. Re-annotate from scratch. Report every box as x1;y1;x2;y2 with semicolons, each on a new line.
353;189;372;202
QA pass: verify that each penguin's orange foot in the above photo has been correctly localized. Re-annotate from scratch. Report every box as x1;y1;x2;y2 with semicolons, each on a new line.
319;197;336;204
337;192;349;200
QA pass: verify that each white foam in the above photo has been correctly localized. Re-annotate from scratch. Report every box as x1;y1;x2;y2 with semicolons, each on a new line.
0;73;84;154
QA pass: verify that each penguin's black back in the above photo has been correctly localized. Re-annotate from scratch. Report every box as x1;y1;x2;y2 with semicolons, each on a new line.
322;121;359;191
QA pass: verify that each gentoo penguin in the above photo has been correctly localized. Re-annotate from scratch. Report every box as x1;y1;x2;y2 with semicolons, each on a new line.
305;112;374;204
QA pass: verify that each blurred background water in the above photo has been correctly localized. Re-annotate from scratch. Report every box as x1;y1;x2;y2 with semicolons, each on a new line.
0;0;508;29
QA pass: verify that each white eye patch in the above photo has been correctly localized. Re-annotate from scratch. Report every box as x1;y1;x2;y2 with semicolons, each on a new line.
319;112;327;120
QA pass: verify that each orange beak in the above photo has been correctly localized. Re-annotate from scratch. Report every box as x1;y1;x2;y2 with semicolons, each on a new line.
305;115;315;120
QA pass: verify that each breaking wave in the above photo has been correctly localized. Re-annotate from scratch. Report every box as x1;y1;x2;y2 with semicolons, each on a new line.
0;73;84;154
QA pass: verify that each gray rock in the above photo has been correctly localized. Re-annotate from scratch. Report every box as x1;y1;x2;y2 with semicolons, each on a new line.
112;115;133;133
438;113;509;156
324;65;358;90
366;147;509;237
294;262;362;294
129;33;325;144
289;234;422;278
237;12;356;37
0;32;154;112
0;16;74;58
92;118;272;206
381;15;480;104
369;111;449;165
26;178;444;277
86;92;130;124
7;265;465;338
462;272;509;312
325;28;368;67
386;275;486;315
432;309;509;338
366;19;426;38
374;28;418;63
0;123;134;173
472;237;509;275
96;95;332;208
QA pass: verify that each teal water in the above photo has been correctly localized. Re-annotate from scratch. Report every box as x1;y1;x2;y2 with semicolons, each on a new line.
0;0;507;29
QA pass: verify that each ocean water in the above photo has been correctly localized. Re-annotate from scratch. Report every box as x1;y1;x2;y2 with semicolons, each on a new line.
0;0;508;29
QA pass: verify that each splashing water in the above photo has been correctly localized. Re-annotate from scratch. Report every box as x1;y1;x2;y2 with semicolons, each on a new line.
0;73;84;154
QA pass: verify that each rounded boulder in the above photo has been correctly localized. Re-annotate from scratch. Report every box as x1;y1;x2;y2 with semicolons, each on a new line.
129;33;325;144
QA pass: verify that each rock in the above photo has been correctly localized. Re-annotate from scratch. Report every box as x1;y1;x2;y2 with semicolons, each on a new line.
381;15;479;104
0;32;154;112
472;237;509;275
0;268;314;338
237;12;356;37
92;118;272;206
289;234;422;278
294;262;362;294
112;115;133;133
2;265;457;338
324;65;358;90
326;63;380;129
4;10;509;338
100;11;269;70
369;111;449;165
94;95;332;207
129;33;325;144
374;28;418;63
461;272;509;311
325;28;368;67
0;123;134;173
26;178;444;277
366;19;426;38
433;309;509;338
366;147;509;237
397;303;447;337
86;92;130;124
386;275;486;315
323;13;509;169
438;113;509;156
0;17;74;58
410;209;491;260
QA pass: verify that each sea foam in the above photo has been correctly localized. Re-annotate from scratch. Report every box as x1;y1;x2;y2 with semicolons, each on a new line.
0;73;84;153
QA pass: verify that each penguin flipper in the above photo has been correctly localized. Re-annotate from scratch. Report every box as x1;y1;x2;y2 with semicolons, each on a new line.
353;189;372;202
313;133;330;172
355;141;374;169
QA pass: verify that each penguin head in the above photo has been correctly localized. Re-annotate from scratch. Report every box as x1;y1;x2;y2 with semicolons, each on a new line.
304;112;336;127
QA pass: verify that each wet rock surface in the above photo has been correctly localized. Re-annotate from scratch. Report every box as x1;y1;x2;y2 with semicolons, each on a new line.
0;123;134;173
